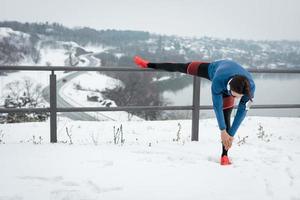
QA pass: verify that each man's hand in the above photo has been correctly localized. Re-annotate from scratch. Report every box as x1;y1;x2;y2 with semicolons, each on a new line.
221;130;234;150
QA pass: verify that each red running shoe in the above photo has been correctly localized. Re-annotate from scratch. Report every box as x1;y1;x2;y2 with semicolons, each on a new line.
134;56;149;68
220;155;232;165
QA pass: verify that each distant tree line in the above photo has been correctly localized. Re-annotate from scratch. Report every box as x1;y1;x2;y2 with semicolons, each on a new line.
0;21;150;46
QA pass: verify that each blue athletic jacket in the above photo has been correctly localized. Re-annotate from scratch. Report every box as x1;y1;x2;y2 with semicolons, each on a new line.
208;60;255;136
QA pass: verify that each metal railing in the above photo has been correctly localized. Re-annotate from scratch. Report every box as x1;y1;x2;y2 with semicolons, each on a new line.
1;65;300;143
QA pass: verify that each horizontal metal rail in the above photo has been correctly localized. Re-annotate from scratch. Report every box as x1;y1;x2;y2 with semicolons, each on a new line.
1;65;300;73
1;104;300;113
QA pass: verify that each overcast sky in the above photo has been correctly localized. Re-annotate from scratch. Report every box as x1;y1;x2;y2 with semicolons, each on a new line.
1;0;300;40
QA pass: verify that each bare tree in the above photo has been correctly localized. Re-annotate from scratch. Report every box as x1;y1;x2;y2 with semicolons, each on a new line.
5;80;23;106
102;72;166;120
3;78;48;122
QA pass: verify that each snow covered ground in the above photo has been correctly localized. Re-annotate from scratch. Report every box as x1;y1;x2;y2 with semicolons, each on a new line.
0;116;300;200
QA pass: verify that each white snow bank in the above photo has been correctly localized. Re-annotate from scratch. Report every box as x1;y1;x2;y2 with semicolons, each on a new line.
0;27;29;39
0;116;299;200
37;48;68;67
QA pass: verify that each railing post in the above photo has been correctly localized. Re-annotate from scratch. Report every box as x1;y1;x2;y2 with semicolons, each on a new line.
50;70;57;143
191;76;201;141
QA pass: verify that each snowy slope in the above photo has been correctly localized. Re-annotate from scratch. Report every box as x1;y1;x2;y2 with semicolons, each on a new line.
0;27;29;39
0;116;299;200
59;71;143;121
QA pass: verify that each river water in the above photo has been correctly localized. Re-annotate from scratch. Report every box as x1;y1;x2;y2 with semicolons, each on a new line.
162;73;300;118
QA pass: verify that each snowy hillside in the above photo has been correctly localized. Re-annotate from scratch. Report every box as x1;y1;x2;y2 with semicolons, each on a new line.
59;71;143;121
0;30;147;122
1;21;300;68
0;27;34;65
0;27;105;67
0;116;300;200
0;27;29;39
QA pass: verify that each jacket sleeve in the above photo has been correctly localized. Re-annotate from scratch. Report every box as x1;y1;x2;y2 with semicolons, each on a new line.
228;96;248;136
211;80;226;131
228;85;255;136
